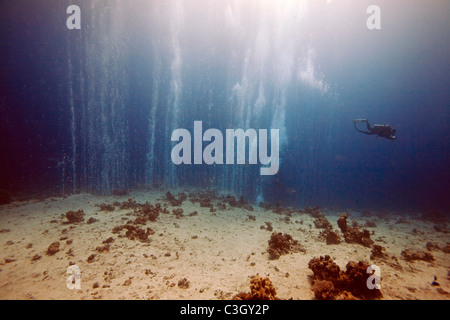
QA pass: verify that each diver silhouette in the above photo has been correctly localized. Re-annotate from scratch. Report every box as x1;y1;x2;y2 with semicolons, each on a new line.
353;119;396;141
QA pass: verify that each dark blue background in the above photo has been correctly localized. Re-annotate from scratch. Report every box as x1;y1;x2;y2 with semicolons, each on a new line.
0;0;449;212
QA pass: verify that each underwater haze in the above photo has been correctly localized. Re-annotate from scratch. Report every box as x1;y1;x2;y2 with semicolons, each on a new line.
1;0;449;212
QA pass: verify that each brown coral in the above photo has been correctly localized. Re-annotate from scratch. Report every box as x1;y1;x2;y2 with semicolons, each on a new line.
96;243;111;253
97;203;115;212
319;229;342;245
308;255;382;300
166;191;185;206
442;244;450;254
308;255;341;281
225;195;239;207
173;208;184;218
122;202;161;226
401;249;435;262
311;280;337;300
303;205;322;218
177;278;190;289
199;198;211;208
217;202;226;210
119;198;140;210
124;225;154;242
87;217;98;224
314;215;332;229
112;224;154;242
337;213;349;233
136;202;160;222
370;245;389;260
260;222;273;232
425;242;441;251
46;241;60;255
364;220;377;228
337;213;373;247
224;195;253;211
267;232;305;260
233;275;278;300
271;202;296;216
64;210;85;224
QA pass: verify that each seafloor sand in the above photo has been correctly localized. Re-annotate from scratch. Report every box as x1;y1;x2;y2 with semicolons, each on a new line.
0;189;448;300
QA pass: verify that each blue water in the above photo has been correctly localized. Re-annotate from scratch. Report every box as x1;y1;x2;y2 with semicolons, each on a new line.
0;0;449;211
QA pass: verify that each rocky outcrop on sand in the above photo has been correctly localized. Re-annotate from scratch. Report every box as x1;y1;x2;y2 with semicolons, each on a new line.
308;255;382;300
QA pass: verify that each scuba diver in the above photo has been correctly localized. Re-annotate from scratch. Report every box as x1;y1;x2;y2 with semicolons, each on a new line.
353;119;397;141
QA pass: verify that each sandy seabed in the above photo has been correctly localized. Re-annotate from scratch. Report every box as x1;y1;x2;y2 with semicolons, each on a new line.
0;189;448;300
